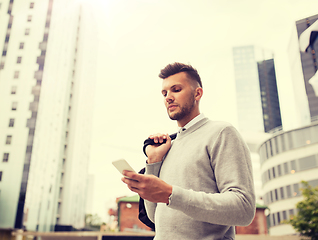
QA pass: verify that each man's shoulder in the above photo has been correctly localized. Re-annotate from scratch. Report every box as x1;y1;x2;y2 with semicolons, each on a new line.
203;118;234;130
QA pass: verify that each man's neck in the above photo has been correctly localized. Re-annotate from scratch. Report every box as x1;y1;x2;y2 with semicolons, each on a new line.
177;112;201;127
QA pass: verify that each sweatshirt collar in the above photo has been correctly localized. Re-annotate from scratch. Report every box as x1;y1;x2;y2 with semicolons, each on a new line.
178;113;205;133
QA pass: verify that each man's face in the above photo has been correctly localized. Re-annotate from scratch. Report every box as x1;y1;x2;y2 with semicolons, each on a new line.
161;72;197;125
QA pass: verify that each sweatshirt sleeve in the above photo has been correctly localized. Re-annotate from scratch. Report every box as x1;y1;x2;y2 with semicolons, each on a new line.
144;161;163;223
167;126;256;226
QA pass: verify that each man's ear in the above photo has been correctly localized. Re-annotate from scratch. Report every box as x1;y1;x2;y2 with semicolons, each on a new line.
195;87;203;101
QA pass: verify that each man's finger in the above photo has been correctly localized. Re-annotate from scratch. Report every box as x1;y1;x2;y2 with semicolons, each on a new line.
123;170;143;181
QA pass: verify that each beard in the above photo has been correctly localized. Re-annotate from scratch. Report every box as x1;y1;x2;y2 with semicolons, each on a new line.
168;95;195;121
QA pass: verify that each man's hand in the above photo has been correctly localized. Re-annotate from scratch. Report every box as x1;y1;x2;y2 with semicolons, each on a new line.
122;170;172;204
146;133;171;163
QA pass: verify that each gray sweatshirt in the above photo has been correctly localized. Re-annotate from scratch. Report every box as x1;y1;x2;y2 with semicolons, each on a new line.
145;118;255;240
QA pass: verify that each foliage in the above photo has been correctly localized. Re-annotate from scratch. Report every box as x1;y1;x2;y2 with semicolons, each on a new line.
85;213;106;230
287;181;318;240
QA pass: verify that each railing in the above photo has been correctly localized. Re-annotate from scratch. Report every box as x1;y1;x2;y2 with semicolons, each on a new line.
311;115;318;123
267;125;283;134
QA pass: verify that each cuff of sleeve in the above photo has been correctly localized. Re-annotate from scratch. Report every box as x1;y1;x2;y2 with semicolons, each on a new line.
145;161;162;176
166;185;189;210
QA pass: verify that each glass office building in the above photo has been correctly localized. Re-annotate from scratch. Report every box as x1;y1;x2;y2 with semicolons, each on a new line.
296;14;318;120
233;46;282;133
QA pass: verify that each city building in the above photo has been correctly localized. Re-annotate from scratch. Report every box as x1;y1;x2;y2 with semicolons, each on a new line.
296;14;318;121
117;195;152;232
240;131;271;204
0;0;97;233
235;203;268;235
233;46;282;133
259;122;318;235
282;19;311;131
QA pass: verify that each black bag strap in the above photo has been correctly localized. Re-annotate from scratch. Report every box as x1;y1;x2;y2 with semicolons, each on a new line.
142;133;177;156
138;168;155;230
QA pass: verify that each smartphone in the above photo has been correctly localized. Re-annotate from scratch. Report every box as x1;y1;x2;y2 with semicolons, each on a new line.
112;159;136;179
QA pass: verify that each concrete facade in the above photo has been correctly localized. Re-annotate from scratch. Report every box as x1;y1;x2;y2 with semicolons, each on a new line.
259;122;318;235
0;0;97;232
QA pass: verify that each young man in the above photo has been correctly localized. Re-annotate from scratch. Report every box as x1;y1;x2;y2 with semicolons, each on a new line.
122;62;255;239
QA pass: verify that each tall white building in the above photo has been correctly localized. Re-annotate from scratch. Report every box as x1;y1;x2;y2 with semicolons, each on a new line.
281;24;311;130
0;0;97;232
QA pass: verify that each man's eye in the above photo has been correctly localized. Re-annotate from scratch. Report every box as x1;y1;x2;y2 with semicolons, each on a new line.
174;88;181;92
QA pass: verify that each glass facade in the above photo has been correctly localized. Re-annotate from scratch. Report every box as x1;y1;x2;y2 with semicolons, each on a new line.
257;59;282;132
233;46;264;132
233;46;282;133
296;14;318;119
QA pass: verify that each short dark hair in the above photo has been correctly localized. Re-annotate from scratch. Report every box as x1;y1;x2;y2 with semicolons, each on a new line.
159;62;202;88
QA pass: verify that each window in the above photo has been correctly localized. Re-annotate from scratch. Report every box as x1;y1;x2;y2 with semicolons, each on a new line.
26;146;32;153
274;137;279;154
286;185;292;198
3;153;9;162
293;183;300;197
14;71;19;78
280;187;284;199
12;102;17;110
278;165;282;176
17;57;22;63
269;140;273;157
272;214;276;226
27;15;32;22
29;128;35;136
11;86;17;94
30;2;34;8
19;42;24;49
6;135;12;145
25;28;30;35
274;189;278;201
9;119;14;127
277;212;281;224
299;155;317;171
270;191;273;203
284;162;289;175
2;50;6;56
280;134;286;151
0;171;2;181
0;62;4;69
291;160;296;173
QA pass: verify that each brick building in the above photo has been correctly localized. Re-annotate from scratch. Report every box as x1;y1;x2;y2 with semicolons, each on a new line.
117;195;152;232
236;204;268;234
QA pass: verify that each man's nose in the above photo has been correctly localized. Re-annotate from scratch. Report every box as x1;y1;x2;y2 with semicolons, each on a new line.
165;92;174;103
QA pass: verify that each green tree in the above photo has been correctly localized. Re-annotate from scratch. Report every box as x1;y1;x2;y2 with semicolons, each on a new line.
287;181;318;240
85;213;105;231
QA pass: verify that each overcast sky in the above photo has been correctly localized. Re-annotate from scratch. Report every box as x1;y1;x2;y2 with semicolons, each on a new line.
85;0;318;221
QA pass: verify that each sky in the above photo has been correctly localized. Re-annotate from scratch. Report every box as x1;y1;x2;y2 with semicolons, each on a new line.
84;0;318;221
